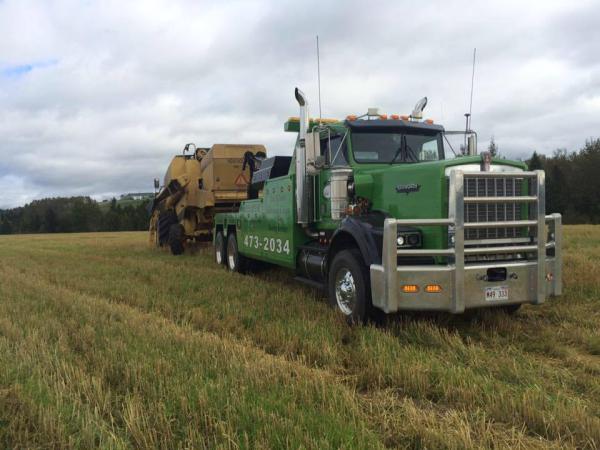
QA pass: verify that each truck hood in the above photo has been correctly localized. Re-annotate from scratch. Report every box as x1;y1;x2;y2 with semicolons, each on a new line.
353;156;527;248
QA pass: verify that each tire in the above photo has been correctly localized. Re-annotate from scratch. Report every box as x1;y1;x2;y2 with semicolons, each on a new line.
148;211;159;248
328;248;371;324
226;232;246;273
168;223;185;255
214;231;226;265
157;210;177;246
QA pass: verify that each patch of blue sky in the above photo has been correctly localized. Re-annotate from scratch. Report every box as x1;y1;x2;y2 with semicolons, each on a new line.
1;59;58;78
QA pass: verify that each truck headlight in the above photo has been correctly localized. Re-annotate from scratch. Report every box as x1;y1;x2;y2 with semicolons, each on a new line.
407;234;420;246
397;231;421;248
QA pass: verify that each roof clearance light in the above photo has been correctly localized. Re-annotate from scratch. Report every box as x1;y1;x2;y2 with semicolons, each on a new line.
346;115;357;121
391;114;400;120
400;115;409;120
425;284;442;293
424;119;434;124
401;284;419;293
379;114;388;120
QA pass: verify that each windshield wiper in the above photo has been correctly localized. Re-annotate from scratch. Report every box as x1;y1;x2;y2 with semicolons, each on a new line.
404;141;419;163
389;135;406;164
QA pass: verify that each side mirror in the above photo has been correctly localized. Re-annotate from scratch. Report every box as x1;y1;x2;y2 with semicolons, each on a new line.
305;131;321;175
467;135;477;155
153;178;160;190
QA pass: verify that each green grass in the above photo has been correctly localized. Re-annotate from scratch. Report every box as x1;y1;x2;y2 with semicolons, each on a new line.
0;227;599;449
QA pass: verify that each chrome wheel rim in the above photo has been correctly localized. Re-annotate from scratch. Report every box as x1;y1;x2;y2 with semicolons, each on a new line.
335;267;356;316
215;236;223;264
227;239;236;270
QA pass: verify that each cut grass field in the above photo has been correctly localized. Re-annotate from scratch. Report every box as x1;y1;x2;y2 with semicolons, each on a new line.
0;227;599;449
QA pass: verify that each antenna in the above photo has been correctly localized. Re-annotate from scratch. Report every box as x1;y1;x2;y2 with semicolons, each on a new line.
468;47;476;130
462;48;476;154
316;35;322;122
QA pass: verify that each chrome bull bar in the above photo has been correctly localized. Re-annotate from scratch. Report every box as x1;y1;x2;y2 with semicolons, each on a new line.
370;170;562;313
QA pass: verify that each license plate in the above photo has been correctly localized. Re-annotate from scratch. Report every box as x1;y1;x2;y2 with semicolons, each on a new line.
485;286;509;302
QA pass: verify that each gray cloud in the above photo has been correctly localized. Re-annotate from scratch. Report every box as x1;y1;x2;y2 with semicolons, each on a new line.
0;0;599;208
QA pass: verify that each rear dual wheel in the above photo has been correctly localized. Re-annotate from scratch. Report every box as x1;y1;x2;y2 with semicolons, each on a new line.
214;230;248;273
214;231;226;265
226;233;246;273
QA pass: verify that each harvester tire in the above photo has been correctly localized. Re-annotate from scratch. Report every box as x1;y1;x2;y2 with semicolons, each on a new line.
148;211;159;248
168;224;185;255
328;249;370;325
214;231;226;265
226;233;246;273
157;210;177;246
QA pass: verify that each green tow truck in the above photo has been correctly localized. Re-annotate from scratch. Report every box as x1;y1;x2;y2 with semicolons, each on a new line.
213;88;562;322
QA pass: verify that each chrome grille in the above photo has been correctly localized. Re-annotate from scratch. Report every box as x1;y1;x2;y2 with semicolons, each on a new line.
464;176;523;241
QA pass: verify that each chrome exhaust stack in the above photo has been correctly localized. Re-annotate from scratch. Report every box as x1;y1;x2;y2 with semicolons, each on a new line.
295;87;311;224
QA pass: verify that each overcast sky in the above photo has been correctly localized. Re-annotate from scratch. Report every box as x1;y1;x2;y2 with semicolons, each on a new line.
1;0;598;208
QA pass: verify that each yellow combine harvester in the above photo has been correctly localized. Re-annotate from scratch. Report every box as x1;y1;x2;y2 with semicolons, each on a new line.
149;143;266;254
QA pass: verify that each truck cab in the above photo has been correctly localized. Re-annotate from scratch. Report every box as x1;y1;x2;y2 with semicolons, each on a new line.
213;88;562;323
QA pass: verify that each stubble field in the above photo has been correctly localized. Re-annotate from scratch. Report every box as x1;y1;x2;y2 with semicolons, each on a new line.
0;226;599;449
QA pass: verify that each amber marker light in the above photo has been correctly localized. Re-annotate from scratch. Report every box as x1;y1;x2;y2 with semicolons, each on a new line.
400;115;409;120
379;114;388;120
401;284;419;293
424;119;434;124
425;284;442;293
346;115;357;121
390;114;400;120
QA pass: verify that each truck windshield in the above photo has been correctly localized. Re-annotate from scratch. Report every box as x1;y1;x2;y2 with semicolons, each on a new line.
351;132;444;163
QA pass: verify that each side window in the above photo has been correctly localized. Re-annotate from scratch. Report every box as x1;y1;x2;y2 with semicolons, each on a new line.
419;137;440;161
321;134;348;167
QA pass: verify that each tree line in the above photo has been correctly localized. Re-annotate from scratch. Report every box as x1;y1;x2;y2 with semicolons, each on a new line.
527;138;600;224
0;197;151;234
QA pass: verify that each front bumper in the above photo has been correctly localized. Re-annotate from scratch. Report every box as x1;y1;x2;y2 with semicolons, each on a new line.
369;170;562;314
370;257;560;313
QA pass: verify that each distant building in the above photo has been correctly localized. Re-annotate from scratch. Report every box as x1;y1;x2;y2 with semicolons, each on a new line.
120;193;153;201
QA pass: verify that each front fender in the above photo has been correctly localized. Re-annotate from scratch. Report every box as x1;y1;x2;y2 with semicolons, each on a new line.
328;214;385;267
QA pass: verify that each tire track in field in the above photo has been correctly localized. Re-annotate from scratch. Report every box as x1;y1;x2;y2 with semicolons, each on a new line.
0;263;384;449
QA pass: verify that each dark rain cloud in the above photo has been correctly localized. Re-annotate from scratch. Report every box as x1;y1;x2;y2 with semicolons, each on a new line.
0;0;598;208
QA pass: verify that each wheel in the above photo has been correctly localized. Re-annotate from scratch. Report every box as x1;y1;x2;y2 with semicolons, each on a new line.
157;210;177;246
214;231;226;265
226;232;246;273
168;223;185;255
148;211;159;248
328;249;371;324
